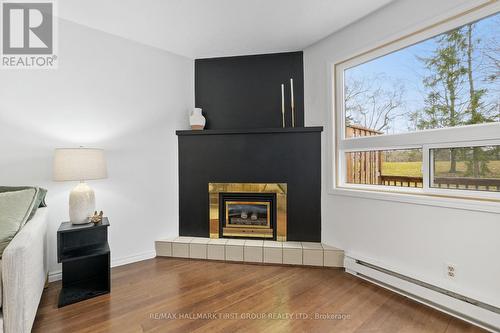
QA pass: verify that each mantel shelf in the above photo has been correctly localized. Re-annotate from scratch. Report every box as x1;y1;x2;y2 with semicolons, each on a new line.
176;126;323;136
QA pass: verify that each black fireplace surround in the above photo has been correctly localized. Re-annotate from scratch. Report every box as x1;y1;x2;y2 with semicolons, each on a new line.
177;127;322;242
177;51;322;242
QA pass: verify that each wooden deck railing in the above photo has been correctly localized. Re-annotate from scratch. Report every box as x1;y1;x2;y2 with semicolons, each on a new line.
379;175;500;191
380;175;423;188
433;177;500;191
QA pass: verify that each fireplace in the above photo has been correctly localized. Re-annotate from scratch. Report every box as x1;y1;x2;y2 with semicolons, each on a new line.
209;183;287;241
221;193;275;239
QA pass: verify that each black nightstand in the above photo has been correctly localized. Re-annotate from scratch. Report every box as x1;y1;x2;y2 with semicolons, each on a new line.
57;218;110;307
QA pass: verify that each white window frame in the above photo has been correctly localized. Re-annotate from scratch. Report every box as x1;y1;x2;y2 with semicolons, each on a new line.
332;3;500;208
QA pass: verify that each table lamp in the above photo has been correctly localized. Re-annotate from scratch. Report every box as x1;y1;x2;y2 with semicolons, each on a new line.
53;148;107;224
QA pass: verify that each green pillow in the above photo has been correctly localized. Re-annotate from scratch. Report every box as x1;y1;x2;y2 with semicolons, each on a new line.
0;186;47;220
0;189;38;256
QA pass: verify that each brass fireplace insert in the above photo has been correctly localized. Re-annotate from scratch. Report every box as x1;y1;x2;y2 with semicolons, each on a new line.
209;183;287;241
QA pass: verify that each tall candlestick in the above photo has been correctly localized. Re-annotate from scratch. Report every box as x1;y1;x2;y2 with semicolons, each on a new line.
290;78;295;128
281;84;285;128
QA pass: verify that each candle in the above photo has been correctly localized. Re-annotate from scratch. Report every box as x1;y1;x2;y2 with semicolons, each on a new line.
281;84;285;128
290;78;295;128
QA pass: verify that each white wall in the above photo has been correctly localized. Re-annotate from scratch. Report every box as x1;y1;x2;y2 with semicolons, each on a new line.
304;0;500;308
0;19;194;277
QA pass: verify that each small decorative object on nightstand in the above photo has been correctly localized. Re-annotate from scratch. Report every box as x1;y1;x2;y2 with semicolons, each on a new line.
57;217;110;307
90;210;104;223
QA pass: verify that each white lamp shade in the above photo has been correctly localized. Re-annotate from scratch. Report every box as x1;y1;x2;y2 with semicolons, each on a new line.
53;148;107;181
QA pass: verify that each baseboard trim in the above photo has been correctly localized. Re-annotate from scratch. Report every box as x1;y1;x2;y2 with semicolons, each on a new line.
111;250;157;267
48;250;157;283
48;271;62;283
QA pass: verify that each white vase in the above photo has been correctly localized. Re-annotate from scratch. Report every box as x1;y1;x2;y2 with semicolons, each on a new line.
190;108;206;130
69;182;95;224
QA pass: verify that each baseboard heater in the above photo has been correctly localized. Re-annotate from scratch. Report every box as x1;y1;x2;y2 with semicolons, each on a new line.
344;255;500;332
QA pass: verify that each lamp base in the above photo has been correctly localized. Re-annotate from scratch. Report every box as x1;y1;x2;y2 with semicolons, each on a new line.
69;182;95;224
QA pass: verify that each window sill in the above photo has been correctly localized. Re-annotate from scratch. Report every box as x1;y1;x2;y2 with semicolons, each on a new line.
328;187;500;214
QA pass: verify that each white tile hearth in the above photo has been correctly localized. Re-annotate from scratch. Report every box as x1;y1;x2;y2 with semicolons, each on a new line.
263;241;282;264
302;242;323;266
207;238;227;260
282;241;302;265
226;239;246;246
174;236;194;242
172;239;190;258
263;241;282;247
226;239;245;261
172;242;189;258
190;237;210;259
155;240;172;256
155;238;343;268
323;244;344;267
244;240;264;263
245;240;264;246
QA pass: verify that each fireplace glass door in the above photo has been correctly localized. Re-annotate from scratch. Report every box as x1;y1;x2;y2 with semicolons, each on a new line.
220;194;275;239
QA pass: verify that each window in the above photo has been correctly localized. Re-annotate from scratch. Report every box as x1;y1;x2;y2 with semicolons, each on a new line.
430;145;500;192
346;149;423;188
335;7;500;200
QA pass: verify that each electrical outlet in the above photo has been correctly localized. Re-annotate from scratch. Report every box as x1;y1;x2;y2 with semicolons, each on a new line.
446;263;456;279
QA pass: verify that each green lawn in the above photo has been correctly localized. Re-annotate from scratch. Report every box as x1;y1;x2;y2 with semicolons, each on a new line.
382;161;422;177
382;161;500;178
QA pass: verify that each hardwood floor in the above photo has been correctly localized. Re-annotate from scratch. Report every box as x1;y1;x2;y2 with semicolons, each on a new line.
33;258;485;333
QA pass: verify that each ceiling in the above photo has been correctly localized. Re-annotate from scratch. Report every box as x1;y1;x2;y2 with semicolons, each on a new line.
59;0;393;59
